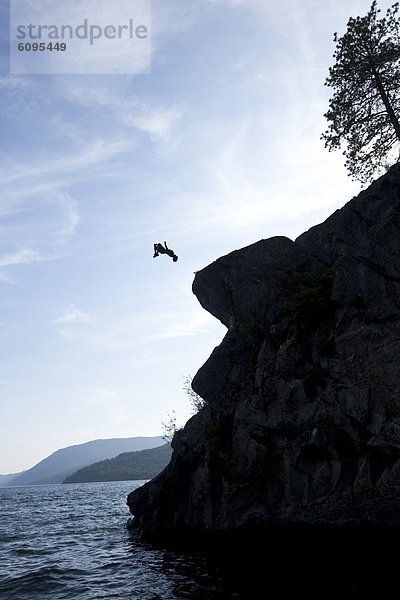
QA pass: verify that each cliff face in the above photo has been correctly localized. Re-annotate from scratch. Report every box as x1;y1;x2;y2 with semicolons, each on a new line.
128;164;400;541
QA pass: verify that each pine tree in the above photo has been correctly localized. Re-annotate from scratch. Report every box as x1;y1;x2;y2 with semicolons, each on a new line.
322;1;400;183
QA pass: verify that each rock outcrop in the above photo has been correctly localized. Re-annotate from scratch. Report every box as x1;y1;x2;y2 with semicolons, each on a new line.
127;163;400;543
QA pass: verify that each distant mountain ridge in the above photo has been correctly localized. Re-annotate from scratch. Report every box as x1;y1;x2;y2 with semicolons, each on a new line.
0;472;25;486
3;436;165;486
63;443;172;483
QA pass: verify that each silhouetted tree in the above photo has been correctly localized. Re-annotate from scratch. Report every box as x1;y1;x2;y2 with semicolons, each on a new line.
322;1;400;183
161;410;178;443
183;375;205;414
160;376;205;443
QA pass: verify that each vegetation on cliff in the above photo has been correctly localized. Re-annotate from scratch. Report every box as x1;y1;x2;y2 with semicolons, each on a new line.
282;263;334;328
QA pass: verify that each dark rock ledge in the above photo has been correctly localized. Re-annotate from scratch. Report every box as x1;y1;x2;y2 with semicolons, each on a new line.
127;164;400;586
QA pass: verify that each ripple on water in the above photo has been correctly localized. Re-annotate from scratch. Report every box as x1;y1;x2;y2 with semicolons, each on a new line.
0;482;237;600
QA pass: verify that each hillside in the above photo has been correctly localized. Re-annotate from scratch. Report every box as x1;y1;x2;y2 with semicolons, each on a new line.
0;472;25;486
6;436;165;486
63;443;172;483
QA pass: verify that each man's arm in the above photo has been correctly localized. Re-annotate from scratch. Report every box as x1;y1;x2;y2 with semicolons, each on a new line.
164;241;169;250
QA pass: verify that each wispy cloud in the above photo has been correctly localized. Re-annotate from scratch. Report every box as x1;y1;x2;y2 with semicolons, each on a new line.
0;133;136;283
0;273;15;284
0;247;40;268
55;304;94;325
124;105;182;144
56;196;81;236
53;292;220;352
54;304;97;343
147;309;216;341
0;138;133;189
74;386;120;406
56;79;183;146
0;191;81;283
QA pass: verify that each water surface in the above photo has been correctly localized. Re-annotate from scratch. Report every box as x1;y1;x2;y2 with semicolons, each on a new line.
0;481;228;599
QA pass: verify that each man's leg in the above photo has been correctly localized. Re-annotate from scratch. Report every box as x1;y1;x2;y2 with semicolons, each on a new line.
153;243;159;258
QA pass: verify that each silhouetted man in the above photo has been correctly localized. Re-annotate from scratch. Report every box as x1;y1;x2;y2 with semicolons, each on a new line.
153;241;178;262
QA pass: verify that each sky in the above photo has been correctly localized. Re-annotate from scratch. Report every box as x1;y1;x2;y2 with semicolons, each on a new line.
0;0;394;474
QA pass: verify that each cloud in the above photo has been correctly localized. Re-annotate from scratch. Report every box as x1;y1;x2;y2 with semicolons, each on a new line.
55;196;81;236
148;310;217;341
74;386;120;406
100;308;217;349
150;0;207;39
0;138;133;189
52;291;221;352
124;105;182;144
56;79;183;145
55;306;96;343
0;273;15;285
0;192;81;284
0;247;40;268
55;304;94;325
0;133;136;284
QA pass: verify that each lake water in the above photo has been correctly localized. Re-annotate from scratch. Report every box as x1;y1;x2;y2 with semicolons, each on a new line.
0;481;231;600
1;481;396;599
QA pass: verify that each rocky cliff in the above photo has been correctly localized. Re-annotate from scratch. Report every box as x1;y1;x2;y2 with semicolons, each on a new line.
127;164;400;544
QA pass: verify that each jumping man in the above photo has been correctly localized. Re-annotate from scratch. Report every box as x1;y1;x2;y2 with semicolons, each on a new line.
153;241;178;262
